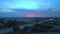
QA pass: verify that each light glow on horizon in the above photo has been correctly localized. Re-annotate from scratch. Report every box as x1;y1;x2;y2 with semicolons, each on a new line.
25;13;39;17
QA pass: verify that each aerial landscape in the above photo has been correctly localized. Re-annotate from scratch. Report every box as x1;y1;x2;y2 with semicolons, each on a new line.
0;0;60;34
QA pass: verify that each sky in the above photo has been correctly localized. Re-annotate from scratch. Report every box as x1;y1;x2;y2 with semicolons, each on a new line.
0;0;60;17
